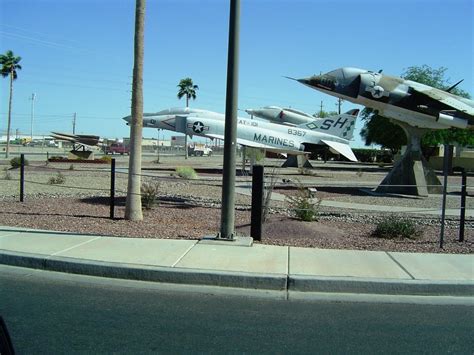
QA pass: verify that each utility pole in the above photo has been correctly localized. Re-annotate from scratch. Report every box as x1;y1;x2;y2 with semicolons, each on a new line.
336;98;343;114
219;0;240;240
72;112;76;134
29;93;36;139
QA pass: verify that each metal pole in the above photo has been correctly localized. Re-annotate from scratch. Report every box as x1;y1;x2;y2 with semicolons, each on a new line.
72;113;76;135
110;158;116;219
218;0;240;240
250;165;264;241
439;144;449;248
30;93;36;140
20;154;25;202
459;169;466;242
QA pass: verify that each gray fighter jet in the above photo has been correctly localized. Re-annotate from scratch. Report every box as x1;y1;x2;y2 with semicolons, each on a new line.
245;106;317;126
51;131;102;150
289;67;474;130
123;107;359;161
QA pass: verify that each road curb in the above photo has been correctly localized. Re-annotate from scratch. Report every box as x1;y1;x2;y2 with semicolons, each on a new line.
0;251;287;291
289;275;474;297
1;250;473;297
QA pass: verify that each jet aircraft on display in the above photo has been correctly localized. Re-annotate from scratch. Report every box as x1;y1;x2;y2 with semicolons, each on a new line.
122;107;359;161
245;106;318;126
288;67;474;130
51;132;102;151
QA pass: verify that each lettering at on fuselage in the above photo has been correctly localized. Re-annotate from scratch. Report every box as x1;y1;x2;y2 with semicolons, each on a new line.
253;133;295;148
238;119;258;127
317;117;348;130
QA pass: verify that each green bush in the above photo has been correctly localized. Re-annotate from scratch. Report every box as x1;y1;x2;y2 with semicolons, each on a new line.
48;172;66;185
286;182;320;221
372;216;421;239
244;147;265;162
141;181;160;209
10;157;29;168
353;148;393;163
175;166;198;180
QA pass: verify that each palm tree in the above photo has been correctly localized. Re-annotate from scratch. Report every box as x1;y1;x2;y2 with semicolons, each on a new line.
177;77;199;159
125;0;146;221
0;50;22;158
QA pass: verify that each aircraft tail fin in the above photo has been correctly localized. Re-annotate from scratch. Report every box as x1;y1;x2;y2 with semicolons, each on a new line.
299;109;359;140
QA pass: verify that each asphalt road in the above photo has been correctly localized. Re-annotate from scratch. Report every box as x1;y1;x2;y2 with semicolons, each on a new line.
1;266;473;354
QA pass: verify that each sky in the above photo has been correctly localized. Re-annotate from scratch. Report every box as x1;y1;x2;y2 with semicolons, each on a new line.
1;0;473;147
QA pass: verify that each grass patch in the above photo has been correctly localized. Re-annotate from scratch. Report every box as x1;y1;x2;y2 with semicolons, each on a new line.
175;166;198;180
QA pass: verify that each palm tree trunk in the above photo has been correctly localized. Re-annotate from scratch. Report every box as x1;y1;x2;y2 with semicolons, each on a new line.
125;0;146;221
5;70;13;159
184;95;189;159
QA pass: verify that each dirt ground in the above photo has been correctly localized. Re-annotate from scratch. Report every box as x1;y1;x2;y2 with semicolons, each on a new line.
0;197;471;254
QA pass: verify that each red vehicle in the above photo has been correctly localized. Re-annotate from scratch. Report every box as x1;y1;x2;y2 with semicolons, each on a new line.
105;143;129;155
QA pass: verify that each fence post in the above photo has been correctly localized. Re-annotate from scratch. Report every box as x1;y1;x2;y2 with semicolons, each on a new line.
459;169;466;242
251;165;264;241
439;144;449;249
20;154;25;202
110;158;116;219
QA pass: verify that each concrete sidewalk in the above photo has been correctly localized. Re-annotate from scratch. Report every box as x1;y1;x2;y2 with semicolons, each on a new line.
0;226;472;297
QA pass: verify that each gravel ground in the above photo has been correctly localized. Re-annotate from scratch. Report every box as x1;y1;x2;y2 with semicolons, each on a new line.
0;162;472;254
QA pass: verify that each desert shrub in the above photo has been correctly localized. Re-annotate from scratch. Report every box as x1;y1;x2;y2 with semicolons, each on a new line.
297;167;318;176
372;216;421;239
262;167;279;223
286;181;320;221
175;166;198;180
141;181;160;209
48;172;66;185
10;157;29;168
245;147;265;162
99;155;112;163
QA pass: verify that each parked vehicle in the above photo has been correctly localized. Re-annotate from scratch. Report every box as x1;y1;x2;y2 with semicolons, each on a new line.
188;143;212;157
105;143;129;155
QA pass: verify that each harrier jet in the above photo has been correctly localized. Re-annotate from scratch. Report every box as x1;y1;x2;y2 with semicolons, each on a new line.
289;67;474;130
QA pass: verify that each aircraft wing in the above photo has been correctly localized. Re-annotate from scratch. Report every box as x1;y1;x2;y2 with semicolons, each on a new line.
410;86;474;116
51;132;78;143
321;140;357;162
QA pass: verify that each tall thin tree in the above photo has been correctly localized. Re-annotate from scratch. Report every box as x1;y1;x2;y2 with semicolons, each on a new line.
125;0;146;221
177;77;199;159
0;50;22;159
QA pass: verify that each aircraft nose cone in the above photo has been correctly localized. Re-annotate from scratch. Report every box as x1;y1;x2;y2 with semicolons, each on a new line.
298;75;336;91
296;77;312;85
